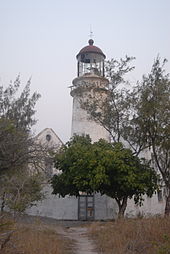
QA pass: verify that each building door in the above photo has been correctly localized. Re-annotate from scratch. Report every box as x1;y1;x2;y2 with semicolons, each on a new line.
78;195;94;220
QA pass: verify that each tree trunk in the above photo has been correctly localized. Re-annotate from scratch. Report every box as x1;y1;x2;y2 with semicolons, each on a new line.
1;192;6;212
165;190;170;216
116;197;128;218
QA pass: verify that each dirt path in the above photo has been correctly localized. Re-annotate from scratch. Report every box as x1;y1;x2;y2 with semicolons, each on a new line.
61;226;98;254
17;215;99;254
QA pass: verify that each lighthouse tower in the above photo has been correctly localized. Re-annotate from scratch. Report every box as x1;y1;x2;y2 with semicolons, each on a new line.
70;39;110;142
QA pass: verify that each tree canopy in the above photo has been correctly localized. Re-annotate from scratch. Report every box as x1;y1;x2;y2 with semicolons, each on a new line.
130;57;170;214
0;75;40;131
0;76;46;213
51;135;158;217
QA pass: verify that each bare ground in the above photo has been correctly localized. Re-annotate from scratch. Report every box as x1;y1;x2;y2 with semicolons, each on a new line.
61;226;98;254
17;214;99;254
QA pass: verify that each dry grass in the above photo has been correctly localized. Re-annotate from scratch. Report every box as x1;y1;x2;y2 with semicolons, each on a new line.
0;215;70;254
89;217;170;254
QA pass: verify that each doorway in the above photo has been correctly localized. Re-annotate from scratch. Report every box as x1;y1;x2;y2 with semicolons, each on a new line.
78;195;94;221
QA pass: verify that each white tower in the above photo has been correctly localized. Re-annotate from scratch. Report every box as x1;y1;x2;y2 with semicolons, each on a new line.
70;39;110;142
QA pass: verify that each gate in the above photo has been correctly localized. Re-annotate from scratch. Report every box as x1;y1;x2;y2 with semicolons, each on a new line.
78;195;94;220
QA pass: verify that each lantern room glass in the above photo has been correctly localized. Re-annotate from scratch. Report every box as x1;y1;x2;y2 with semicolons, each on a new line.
77;52;105;77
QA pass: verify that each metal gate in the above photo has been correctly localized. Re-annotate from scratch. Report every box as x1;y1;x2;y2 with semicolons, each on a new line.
78;195;94;221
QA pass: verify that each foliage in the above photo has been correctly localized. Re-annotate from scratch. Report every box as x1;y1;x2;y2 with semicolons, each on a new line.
0;119;29;174
52;135;93;197
51;135;158;217
0;76;46;213
0;76;43;175
132;58;170;182
130;57;170;214
79;57;135;144
94;140;158;205
0;172;45;213
0;75;40;131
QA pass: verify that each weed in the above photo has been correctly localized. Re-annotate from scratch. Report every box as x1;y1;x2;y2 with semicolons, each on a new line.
0;214;69;254
89;217;170;254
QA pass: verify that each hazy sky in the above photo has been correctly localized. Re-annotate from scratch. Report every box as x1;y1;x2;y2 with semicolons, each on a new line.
0;0;170;142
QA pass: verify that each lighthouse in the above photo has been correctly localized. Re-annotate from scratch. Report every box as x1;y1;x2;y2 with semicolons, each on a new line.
70;39;112;220
70;39;110;142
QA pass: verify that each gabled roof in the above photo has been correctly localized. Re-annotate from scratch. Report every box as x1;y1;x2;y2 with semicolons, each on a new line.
35;128;64;145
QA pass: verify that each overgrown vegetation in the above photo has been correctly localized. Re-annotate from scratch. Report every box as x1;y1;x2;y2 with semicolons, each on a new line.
89;217;170;254
0;76;48;214
0;214;68;254
0;173;45;213
131;59;170;215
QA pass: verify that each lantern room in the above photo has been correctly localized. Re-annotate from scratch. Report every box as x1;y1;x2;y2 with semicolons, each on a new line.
76;39;106;77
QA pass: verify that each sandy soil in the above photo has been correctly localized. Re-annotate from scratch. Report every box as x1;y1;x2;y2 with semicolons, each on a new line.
61;226;98;254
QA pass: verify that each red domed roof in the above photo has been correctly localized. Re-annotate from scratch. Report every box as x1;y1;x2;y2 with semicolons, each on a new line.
76;39;106;59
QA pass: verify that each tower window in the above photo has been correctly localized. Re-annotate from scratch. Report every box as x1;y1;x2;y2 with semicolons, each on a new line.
85;59;90;63
46;134;51;142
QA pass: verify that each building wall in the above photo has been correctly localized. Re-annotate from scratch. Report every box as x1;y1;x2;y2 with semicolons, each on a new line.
26;187;165;220
94;193;118;220
26;185;78;220
126;193;165;218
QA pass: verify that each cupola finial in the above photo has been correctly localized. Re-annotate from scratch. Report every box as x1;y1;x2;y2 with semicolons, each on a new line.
88;39;94;45
89;27;93;38
89;25;94;45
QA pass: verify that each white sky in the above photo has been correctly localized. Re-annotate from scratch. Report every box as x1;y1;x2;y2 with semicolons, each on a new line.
0;0;170;142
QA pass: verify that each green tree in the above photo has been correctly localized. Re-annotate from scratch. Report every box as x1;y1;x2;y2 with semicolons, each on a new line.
51;135;158;217
0;76;47;213
52;135;93;197
0;75;42;175
0;75;40;131
0;172;45;214
130;58;170;215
